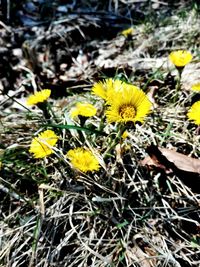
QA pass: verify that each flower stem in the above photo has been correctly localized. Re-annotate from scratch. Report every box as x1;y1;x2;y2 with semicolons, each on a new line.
98;104;106;132
38;102;59;124
173;67;183;103
38;102;51;121
103;124;126;159
46;102;59;123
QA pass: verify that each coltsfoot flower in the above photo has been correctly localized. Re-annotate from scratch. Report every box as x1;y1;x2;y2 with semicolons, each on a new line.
187;101;200;125
67;148;100;173
92;79;124;101
29;130;58;158
169;50;192;67
106;84;152;124
70;103;97;119
121;27;134;37
27;89;51;106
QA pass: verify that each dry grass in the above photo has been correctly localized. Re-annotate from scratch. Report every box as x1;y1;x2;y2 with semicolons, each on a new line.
0;1;200;267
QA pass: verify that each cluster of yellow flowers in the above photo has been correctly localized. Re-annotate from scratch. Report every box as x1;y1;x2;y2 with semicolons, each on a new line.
29;129;100;173
26;49;198;174
27;80;152;173
168;50;200;125
26;90;101;172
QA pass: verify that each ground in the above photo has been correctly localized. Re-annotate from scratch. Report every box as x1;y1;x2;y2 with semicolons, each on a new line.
0;1;200;267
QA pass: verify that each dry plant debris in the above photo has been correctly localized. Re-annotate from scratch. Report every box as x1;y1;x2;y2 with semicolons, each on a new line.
1;1;200;267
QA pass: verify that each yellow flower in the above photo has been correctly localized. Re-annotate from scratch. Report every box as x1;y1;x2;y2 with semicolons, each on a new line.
67;148;100;173
187;101;200;125
92;78;113;100
169;50;193;67
92;79;125;101
106;84;152;124
70;103;97;119
29;130;58;158
121;27;134;37
191;83;200;91
27;89;51;106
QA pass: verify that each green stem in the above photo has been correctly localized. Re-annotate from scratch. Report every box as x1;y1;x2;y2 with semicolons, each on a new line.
98;103;106;132
37;102;59;124
173;67;183;103
103;124;126;159
46;102;59;123
29;213;44;267
37;102;51;121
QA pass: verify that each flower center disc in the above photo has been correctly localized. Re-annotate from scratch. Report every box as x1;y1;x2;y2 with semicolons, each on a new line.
119;104;136;119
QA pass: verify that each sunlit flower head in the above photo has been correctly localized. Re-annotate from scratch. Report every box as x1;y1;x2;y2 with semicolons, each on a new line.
70;102;97;119
121;27;134;37
106;84;152;124
92;79;124;101
169;50;192;67
191;83;200;91
67;148;100;173
187;101;200;125
29;130;58;158
27;89;51;106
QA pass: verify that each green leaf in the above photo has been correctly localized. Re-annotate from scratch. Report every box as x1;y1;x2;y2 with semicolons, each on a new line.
45;124;107;136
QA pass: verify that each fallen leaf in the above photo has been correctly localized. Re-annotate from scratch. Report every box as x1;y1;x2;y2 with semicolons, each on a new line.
160;148;200;174
140;154;168;172
141;144;200;192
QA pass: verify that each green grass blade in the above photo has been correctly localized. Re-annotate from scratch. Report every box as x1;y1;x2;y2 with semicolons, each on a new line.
45;124;107;136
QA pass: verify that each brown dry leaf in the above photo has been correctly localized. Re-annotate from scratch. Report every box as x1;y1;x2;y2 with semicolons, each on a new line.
140;155;168;171
159;148;200;174
141;145;200;175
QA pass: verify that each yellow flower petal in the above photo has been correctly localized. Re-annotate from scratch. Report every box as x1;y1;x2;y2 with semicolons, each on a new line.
92;78;113;100
27;89;51;106
92;79;125;101
169;50;192;67
106;84;152;124
106;79;126;103
187;101;200;125
122;131;129;139
29;130;58;158
70;103;97;119
67;148;100;173
191;83;200;91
